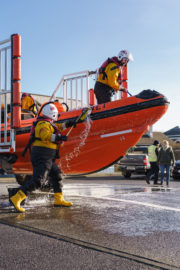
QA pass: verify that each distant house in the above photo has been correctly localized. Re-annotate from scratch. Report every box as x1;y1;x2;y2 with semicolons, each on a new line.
137;131;180;160
137;131;175;147
164;126;180;143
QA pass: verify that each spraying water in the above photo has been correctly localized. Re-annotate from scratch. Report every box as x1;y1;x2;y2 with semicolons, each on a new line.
61;113;92;171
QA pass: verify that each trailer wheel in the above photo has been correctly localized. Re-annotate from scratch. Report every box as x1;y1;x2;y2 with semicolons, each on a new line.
123;171;131;178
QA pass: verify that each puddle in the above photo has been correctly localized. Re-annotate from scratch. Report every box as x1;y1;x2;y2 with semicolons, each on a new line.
1;181;180;238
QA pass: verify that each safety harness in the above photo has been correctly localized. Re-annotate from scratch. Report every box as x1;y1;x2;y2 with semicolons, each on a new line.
22;116;62;157
99;56;120;80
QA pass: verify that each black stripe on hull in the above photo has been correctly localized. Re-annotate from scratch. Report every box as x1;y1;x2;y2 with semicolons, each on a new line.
3;97;169;137
90;97;168;121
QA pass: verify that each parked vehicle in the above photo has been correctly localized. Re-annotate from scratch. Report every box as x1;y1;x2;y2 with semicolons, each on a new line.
172;160;180;180
117;153;150;178
133;146;148;154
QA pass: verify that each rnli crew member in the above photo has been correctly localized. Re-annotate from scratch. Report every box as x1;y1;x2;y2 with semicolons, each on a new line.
146;140;160;185
10;103;75;213
21;93;37;115
94;50;133;104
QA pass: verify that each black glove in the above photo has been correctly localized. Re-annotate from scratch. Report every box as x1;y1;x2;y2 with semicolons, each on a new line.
56;134;68;142
66;120;76;128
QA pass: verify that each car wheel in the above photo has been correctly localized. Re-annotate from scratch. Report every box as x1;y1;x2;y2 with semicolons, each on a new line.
173;176;180;180
123;172;131;178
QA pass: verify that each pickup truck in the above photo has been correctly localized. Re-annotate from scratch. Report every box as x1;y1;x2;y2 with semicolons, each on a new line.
117;153;150;178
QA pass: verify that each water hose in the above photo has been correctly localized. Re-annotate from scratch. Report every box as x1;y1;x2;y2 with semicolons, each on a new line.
66;107;92;136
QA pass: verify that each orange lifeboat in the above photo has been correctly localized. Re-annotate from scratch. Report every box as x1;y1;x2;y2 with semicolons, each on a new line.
1;34;169;184
9;89;168;176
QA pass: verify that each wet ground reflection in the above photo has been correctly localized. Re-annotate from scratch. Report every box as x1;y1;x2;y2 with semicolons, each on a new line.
1;181;180;238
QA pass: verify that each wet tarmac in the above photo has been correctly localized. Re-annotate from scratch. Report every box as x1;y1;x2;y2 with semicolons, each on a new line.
0;175;180;269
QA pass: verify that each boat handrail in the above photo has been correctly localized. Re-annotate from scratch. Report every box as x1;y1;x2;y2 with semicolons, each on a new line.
49;68;127;110
50;70;97;110
0;38;11;46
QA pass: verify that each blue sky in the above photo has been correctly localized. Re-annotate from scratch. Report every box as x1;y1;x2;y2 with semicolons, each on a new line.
1;0;180;131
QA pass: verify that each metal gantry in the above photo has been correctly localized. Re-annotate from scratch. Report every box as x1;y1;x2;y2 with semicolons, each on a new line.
0;34;21;153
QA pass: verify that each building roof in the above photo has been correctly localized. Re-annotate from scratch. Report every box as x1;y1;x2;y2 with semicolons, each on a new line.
137;132;179;148
164;126;180;135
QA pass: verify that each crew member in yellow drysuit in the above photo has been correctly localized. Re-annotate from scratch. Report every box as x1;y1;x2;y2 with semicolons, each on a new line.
21;93;37;115
10;102;76;212
94;50;133;104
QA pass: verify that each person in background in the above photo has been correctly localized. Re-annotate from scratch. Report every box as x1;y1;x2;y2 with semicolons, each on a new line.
21;93;37;115
146;140;160;185
1;104;11;123
94;50;133;104
158;140;175;187
10;102;76;213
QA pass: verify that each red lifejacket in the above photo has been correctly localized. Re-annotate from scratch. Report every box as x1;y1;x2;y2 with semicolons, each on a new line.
99;57;120;80
22;116;62;157
29;116;60;139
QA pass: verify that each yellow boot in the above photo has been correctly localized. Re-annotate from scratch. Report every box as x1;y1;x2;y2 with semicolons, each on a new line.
54;192;73;207
10;190;26;213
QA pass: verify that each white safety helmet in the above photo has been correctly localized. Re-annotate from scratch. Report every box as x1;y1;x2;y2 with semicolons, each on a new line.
117;50;134;62
42;103;58;121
